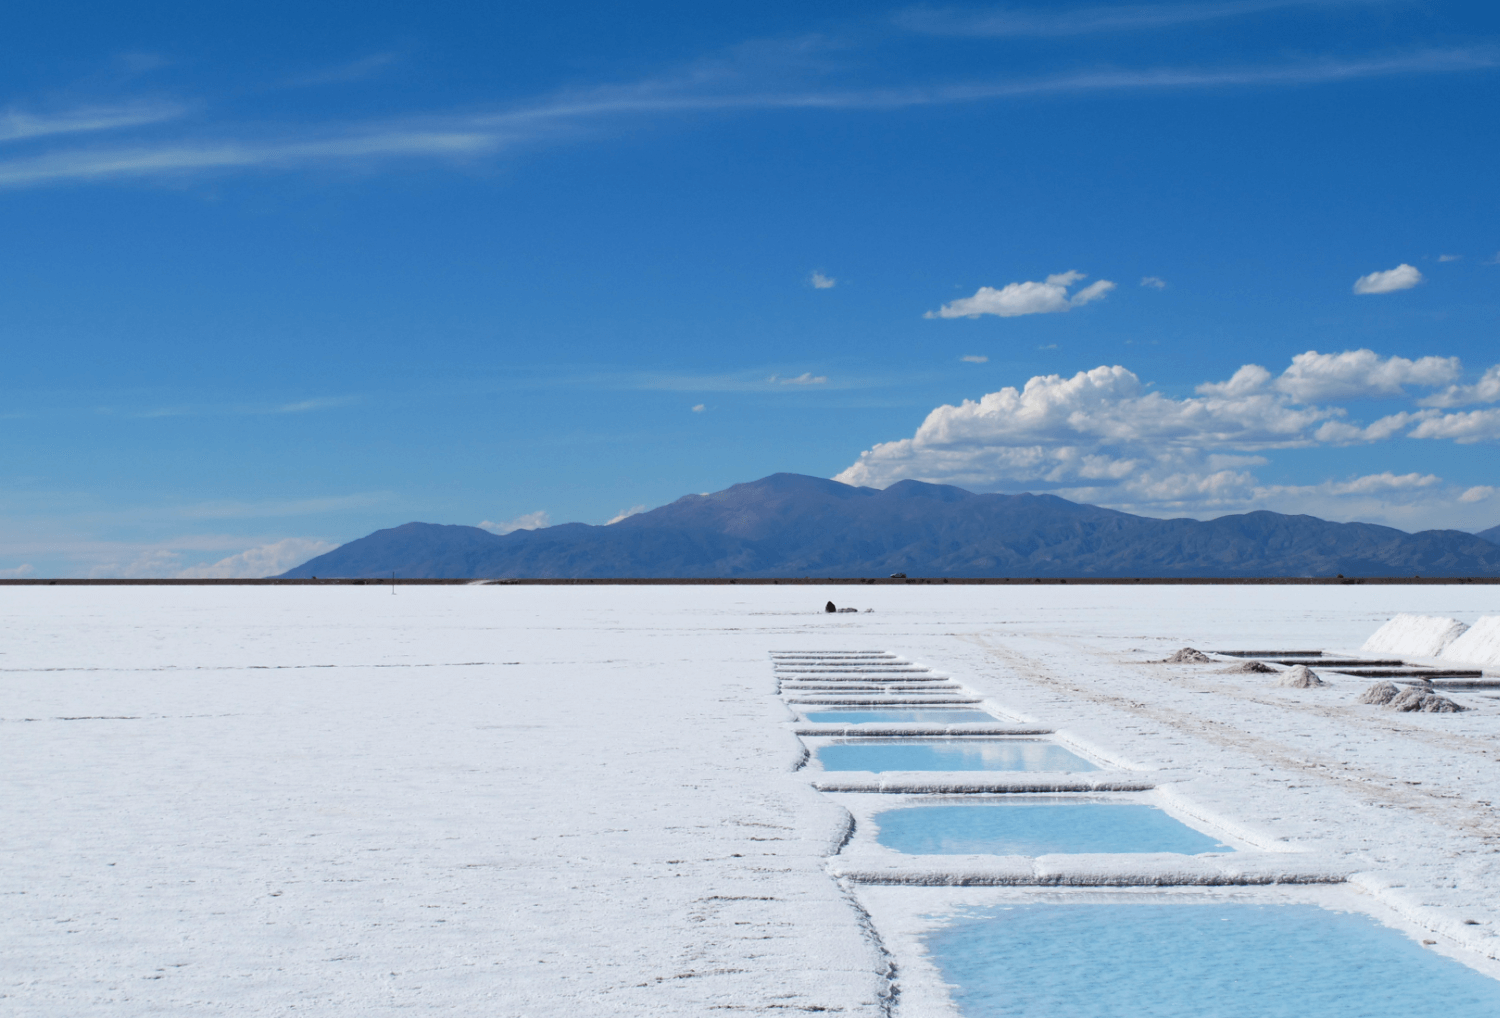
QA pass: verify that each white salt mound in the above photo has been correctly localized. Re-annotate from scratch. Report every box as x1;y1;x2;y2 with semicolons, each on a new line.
1358;681;1401;705
1218;660;1277;674
1388;688;1467;713
1361;613;1468;658
1440;615;1500;668
1165;648;1213;663
1276;665;1325;688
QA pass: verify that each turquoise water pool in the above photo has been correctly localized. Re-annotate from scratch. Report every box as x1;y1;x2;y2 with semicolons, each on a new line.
815;739;1096;772
803;708;999;724
874;802;1230;855
926;902;1500;1017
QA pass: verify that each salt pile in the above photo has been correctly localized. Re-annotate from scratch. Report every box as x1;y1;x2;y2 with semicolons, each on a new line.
1389;688;1467;713
1361;613;1468;658
1218;660;1277;674
1275;665;1325;688
1356;680;1461;711
1164;648;1213;663
1358;681;1400;705
1440;616;1500;668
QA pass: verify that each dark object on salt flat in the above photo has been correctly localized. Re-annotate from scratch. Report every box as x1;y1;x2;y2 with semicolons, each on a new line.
890;572;907;578
1389;689;1466;713
837;607;859;613
1276;664;1326;688
1358;681;1401;705
1218;660;1277;674
825;601;837;613
1165;648;1213;663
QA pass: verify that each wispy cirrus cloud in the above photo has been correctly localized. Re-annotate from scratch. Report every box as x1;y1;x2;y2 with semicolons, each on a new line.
0;102;187;143
0;43;1495;189
896;0;1384;37
130;394;361;419
173;492;392;520
286;53;402;88
0;129;499;188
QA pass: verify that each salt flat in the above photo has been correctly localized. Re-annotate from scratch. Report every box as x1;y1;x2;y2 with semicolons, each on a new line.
3;583;1500;1016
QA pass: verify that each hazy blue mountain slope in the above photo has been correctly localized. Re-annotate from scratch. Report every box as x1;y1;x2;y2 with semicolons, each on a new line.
279;473;1500;578
1477;523;1500;545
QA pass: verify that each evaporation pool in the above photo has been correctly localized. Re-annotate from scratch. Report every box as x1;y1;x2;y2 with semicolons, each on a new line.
874;801;1230;855
803;708;999;724
815;738;1096;772
926;901;1500;1017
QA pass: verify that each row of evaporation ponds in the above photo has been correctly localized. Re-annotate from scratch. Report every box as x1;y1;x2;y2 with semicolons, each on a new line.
773;649;1500;1016
776;648;1097;774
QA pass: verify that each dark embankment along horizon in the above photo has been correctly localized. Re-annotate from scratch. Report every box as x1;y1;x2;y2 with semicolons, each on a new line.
277;473;1500;580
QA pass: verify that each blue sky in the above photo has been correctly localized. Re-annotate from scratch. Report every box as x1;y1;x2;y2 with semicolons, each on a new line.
3;0;1500;576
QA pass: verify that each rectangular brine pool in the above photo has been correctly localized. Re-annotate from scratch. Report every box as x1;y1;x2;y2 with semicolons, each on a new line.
803;708;1000;724
925;900;1500;1017
815;738;1096;772
874;800;1230;855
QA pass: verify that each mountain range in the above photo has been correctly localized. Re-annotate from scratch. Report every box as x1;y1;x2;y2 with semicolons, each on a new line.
280;473;1500;579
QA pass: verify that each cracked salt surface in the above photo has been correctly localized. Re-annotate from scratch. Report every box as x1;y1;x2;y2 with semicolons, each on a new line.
9;583;1500;1016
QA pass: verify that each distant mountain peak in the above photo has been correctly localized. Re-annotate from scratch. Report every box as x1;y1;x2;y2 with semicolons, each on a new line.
278;473;1500;579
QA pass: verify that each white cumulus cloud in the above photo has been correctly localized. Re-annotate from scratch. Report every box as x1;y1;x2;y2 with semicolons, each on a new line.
1321;472;1441;496
1269;349;1460;402
927;270;1115;319
961;355;989;363
834;363;1334;507
809;271;836;289
834;348;1500;524
0;563;35;578
691;403;706;412
1460;486;1496;504
1140;276;1167;289
1407;408;1500;444
1420;364;1500;408
1196;350;1460;403
478;511;551;535
1353;263;1423;294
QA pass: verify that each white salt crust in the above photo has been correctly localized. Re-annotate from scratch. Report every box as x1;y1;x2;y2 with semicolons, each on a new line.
8;584;1500;1016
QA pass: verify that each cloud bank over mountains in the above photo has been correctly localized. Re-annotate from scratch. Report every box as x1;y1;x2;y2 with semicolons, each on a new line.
479;511;551;535
835;348;1500;525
